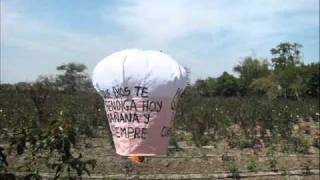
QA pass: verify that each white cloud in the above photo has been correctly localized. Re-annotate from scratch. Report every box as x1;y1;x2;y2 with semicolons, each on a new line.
1;0;319;83
110;0;216;46
110;0;318;45
109;0;319;79
1;0;129;82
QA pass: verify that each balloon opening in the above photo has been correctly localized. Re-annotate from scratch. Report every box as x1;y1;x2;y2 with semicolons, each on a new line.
128;156;145;163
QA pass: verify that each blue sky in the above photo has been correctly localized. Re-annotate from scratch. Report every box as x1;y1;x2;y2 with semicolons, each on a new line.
1;0;319;83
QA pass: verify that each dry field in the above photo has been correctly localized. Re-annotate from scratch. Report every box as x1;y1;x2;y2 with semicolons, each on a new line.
3;133;319;180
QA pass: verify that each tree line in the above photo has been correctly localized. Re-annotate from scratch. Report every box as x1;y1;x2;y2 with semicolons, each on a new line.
193;42;319;99
1;42;319;100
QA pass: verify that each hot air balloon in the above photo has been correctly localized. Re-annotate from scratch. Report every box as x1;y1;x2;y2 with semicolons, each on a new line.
92;49;187;162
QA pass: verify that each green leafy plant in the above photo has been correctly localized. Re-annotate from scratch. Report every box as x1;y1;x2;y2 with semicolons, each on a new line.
267;144;278;172
9;114;96;179
222;154;240;179
247;155;258;172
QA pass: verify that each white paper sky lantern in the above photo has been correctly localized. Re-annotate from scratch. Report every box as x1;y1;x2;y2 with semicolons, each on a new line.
92;49;187;156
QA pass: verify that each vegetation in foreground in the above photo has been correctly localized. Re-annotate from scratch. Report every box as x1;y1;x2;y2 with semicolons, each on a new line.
0;42;319;179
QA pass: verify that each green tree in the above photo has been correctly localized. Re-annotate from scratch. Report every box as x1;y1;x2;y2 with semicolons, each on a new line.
274;65;302;99
215;72;240;96
194;79;210;97
271;42;302;69
270;43;304;99
56;63;88;93
300;63;320;97
250;76;280;99
194;77;217;97
289;75;306;100
234;57;270;89
29;76;56;126
15;82;31;92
